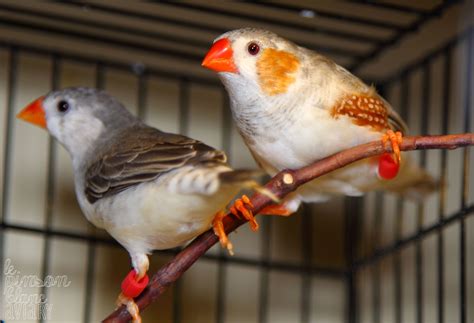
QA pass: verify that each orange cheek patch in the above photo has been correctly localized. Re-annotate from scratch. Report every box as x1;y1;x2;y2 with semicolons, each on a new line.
331;95;389;131
256;48;300;96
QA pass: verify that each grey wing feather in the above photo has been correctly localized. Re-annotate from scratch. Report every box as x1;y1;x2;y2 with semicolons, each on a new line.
84;126;227;203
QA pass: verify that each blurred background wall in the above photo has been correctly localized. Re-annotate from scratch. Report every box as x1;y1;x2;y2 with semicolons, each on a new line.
0;1;473;322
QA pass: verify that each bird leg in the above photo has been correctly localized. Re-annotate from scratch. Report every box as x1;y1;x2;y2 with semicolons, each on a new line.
212;195;257;255
382;130;403;163
259;203;293;216
213;194;295;254
378;130;403;180
212;210;234;255
260;193;301;217
116;293;141;323
116;256;149;323
229;195;258;230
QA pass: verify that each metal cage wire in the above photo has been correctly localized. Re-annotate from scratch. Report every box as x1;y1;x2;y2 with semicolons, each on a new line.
0;1;472;323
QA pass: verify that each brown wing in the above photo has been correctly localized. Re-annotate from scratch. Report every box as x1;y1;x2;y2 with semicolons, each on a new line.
331;93;408;133
84;126;227;204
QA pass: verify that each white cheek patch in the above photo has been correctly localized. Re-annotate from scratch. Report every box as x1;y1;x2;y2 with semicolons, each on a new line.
48;111;104;158
232;38;258;80
46;116;62;142
69;113;104;153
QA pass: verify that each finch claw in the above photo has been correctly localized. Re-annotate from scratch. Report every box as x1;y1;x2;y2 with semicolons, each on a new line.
260;204;293;216
126;300;141;323
241;195;253;207
212;210;234;255
382;130;403;164
116;292;126;308
230;195;258;231
229;206;240;219
212;195;258;255
116;293;142;323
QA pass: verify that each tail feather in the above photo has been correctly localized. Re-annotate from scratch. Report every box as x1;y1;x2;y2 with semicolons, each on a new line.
383;159;438;200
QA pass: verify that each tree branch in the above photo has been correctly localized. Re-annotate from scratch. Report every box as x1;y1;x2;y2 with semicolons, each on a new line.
103;133;473;323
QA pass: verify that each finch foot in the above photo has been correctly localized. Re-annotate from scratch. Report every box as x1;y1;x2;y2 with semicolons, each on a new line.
260;203;293;216
379;130;402;180
230;195;258;231
116;293;142;323
117;267;149;323
212;195;260;255
382;130;403;163
212;210;234;255
212;195;258;255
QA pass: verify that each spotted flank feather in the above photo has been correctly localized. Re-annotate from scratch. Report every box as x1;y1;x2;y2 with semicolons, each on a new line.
331;94;407;133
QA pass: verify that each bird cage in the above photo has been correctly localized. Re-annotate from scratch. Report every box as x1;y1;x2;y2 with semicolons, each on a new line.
0;1;472;322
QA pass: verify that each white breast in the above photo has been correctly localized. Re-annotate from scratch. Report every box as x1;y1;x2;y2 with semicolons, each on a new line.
74;168;239;256
249;107;381;173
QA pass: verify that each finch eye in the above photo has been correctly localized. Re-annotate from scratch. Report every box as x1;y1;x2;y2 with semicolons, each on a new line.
57;100;69;113
247;42;260;55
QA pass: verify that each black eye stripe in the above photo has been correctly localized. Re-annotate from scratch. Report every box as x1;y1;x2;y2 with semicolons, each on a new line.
247;42;260;55
57;100;69;113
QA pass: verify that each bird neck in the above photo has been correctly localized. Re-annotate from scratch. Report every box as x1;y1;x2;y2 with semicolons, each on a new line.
69;110;140;170
221;73;302;142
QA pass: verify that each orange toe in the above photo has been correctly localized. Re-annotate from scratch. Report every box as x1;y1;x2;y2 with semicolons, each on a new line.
382;130;403;164
230;195;258;231
116;293;142;323
213;195;260;255
212;210;233;254
260;204;293;216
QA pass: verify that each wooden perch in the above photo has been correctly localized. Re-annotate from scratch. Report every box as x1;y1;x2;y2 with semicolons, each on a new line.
103;133;473;323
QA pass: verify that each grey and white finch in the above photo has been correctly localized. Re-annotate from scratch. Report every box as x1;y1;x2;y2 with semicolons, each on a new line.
203;28;435;215
17;87;259;322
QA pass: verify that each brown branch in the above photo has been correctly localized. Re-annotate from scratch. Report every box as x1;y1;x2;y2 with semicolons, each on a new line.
103;133;473;323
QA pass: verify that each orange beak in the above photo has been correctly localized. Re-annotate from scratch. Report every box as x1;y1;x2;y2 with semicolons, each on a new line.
16;96;47;129
202;38;238;73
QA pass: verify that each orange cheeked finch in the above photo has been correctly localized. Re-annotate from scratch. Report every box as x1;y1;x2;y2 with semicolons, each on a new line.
202;28;436;217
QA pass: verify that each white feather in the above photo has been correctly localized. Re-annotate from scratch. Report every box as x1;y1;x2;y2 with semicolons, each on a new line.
75;167;239;256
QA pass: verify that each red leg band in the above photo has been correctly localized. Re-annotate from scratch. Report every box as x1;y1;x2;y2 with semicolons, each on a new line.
378;153;400;179
121;270;149;298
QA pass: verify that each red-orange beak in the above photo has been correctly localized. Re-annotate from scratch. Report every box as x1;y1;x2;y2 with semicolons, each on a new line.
16;96;47;129
202;38;238;73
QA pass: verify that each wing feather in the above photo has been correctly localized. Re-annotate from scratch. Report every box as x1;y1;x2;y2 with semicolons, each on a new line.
327;61;408;134
386;103;408;133
84;126;227;203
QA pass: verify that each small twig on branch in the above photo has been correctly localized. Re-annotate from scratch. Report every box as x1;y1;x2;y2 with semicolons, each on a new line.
103;133;473;323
